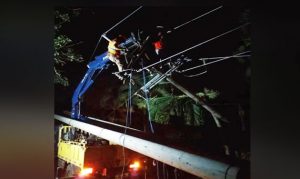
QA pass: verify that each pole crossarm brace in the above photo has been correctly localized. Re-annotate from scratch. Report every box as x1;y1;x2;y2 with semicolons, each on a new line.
179;51;251;73
54;114;239;179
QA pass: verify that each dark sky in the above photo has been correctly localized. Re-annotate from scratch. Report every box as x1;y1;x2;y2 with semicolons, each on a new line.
55;6;250;115
61;6;246;58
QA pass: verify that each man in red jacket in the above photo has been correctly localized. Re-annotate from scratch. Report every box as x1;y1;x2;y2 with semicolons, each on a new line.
152;26;172;68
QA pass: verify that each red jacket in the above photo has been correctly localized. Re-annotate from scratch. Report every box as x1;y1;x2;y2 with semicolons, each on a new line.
153;40;164;50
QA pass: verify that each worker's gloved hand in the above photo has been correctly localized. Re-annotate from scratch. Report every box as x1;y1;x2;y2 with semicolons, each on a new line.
120;49;128;56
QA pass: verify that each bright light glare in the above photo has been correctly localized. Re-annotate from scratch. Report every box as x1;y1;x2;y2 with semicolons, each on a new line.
79;168;93;176
129;161;141;170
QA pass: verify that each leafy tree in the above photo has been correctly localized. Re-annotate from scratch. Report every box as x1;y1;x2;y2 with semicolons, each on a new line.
54;9;83;86
117;75;219;127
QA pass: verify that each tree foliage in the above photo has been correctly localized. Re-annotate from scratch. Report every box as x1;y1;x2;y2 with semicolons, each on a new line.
117;76;219;127
147;86;219;126
54;9;83;86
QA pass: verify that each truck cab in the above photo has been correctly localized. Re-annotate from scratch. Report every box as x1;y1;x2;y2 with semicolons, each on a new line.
56;125;147;179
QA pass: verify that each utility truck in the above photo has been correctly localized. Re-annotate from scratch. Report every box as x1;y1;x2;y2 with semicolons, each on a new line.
56;125;148;179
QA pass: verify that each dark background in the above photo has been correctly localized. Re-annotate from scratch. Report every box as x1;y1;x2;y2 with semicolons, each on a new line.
1;1;300;179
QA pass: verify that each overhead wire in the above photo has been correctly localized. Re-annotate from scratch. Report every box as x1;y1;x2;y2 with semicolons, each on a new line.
103;6;143;35
180;51;251;73
137;23;250;72
141;59;155;133
183;71;207;78
88;36;103;62
121;71;133;179
196;53;251;61
88;6;143;63
157;160;160;179
173;6;223;30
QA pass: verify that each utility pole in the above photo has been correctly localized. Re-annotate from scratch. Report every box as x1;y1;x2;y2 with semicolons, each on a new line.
54;114;240;179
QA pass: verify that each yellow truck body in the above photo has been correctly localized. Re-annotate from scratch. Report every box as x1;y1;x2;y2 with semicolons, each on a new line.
57;125;145;178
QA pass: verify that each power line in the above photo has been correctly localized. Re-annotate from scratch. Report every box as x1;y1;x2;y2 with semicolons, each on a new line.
137;23;250;72
173;6;223;30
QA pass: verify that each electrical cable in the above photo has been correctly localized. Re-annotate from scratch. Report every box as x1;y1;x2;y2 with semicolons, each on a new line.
103;6;143;35
88;6;143;66
88;36;103;62
156;161;160;179
173;6;223;30
224;164;232;179
183;71;207;78
137;23;250;72
141;59;155;133
180;51;251;73
120;71;133;179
